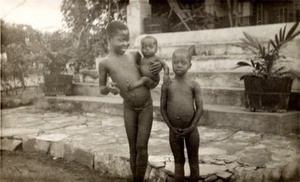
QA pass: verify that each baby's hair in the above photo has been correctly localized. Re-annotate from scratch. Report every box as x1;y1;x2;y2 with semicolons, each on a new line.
141;36;157;46
106;21;128;38
172;48;192;61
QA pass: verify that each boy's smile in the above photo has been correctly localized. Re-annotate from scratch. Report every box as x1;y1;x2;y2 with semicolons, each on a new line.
109;29;130;55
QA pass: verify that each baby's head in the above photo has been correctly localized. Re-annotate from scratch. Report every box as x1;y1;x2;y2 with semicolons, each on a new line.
141;36;158;58
172;48;192;76
106;21;129;55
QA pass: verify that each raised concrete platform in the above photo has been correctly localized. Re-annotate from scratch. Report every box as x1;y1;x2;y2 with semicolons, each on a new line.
73;83;246;106
35;96;300;135
1;106;299;181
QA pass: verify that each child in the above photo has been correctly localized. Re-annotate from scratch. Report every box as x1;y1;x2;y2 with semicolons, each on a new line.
127;35;170;90
98;21;161;181
160;48;203;182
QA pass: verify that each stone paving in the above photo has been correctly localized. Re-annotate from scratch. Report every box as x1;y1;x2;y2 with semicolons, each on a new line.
1;106;300;182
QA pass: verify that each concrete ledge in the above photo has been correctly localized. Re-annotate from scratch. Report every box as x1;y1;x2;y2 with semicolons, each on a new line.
135;23;300;46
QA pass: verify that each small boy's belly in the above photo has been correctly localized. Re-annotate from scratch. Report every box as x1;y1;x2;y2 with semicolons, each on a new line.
122;87;151;108
167;101;195;128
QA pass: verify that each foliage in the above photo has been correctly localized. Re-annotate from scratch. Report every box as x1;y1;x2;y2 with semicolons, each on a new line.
234;22;300;79
60;0;128;70
26;31;75;75
1;21;41;97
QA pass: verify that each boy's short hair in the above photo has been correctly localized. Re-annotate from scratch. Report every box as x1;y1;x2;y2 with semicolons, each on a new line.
141;36;157;46
172;48;192;61
106;21;128;38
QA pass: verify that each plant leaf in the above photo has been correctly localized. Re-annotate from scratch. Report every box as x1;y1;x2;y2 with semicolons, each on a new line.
243;32;260;50
279;28;283;42
237;61;252;66
232;61;252;70
274;66;285;74
275;34;279;47
290;31;300;40
282;25;286;41
270;39;276;49
285;22;299;42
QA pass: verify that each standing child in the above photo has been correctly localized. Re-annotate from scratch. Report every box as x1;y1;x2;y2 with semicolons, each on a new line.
98;21;161;181
127;35;170;90
160;48;203;182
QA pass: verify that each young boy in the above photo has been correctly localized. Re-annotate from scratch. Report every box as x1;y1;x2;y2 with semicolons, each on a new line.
127;35;170;90
98;21;161;181
160;48;203;182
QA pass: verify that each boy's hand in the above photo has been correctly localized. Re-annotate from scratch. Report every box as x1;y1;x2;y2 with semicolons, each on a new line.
178;126;195;135
150;61;162;75
108;82;120;95
170;126;183;136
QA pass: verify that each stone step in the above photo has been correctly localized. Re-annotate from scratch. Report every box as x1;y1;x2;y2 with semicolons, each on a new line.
72;82;300;107
35;96;300;135
72;83;245;106
76;69;300;91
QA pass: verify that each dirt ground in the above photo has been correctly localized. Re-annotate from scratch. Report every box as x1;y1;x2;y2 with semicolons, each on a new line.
0;150;130;182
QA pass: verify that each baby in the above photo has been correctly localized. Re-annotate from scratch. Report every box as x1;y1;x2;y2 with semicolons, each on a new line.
128;35;170;90
160;48;204;182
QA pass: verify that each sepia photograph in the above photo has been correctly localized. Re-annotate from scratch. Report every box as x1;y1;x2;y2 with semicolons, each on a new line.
1;0;300;181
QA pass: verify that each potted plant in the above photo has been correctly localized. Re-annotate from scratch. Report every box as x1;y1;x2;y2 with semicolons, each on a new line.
27;32;74;96
42;51;73;96
234;22;300;112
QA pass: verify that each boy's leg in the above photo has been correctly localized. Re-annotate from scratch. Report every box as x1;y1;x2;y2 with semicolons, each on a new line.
123;102;138;180
169;131;185;182
186;128;199;182
136;103;153;181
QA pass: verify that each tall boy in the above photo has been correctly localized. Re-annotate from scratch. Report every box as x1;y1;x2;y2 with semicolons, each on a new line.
161;48;203;182
98;21;161;181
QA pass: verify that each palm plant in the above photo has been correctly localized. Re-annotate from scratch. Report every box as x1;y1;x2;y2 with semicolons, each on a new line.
235;22;300;79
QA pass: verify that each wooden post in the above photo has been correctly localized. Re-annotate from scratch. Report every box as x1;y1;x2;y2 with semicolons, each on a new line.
227;0;233;27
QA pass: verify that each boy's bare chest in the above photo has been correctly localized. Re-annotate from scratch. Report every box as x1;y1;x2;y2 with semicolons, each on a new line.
108;59;138;73
168;82;193;97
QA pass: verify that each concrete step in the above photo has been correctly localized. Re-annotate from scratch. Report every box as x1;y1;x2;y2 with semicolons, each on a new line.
76;71;246;88
72;82;300;107
35;95;300;135
72;83;245;106
76;69;300;91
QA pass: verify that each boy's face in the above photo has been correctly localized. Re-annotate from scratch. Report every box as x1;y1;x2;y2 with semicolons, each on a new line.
109;29;129;55
172;52;191;76
141;38;157;57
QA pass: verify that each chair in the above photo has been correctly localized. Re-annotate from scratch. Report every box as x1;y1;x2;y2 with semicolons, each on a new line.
167;0;210;31
167;0;193;31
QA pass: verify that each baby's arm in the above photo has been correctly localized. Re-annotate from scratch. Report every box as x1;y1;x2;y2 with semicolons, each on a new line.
128;76;158;90
99;60;119;95
181;82;203;135
157;57;171;85
160;84;181;135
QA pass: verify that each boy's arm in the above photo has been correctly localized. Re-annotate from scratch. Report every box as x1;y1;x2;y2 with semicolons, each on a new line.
160;84;181;135
98;60;119;95
181;82;203;135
